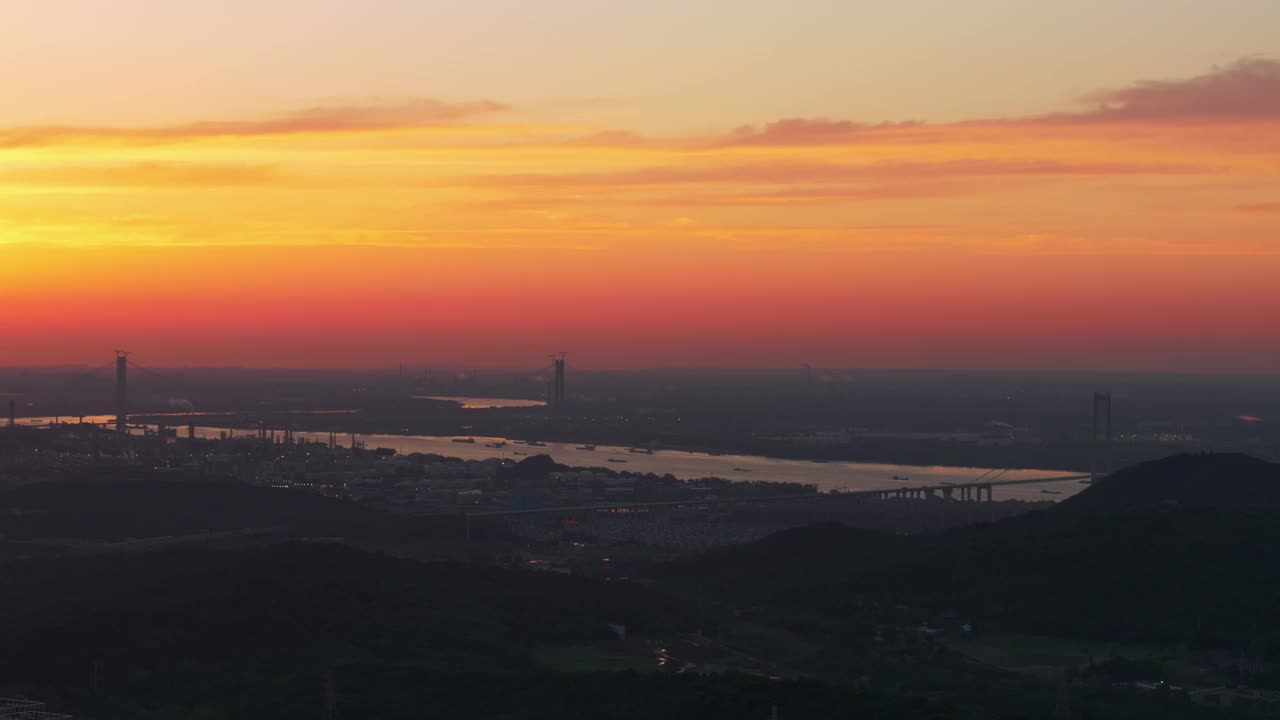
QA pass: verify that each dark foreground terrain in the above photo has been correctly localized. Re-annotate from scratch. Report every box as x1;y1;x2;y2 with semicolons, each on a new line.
2;453;1278;718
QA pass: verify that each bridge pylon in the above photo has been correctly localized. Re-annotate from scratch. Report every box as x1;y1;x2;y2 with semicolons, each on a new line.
1090;391;1112;481
114;350;129;434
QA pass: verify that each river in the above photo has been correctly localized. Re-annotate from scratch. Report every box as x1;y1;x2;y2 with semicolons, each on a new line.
16;414;1085;500
412;396;546;409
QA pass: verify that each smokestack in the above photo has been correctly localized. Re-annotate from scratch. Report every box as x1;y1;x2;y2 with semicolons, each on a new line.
8;398;14;428
114;351;128;433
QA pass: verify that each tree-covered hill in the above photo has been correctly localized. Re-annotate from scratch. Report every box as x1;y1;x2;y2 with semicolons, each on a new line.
1058;453;1280;511
664;455;1280;654
0;541;695;719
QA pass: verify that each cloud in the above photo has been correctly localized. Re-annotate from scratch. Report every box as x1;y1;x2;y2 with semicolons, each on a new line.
1234;202;1280;214
701;59;1280;149
0;99;508;147
845;158;1210;178
674;58;1280;150
1072;57;1280;121
639;183;962;207
560;130;654;147
717;118;920;146
469;158;1211;190
0;162;286;188
980;233;1280;258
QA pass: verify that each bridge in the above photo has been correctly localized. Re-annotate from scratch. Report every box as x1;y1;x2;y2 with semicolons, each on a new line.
3;351;185;432
850;474;1091;502
7;352;1104;512
464;474;1092;519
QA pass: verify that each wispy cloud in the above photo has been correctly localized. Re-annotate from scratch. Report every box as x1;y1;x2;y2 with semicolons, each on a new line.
687;58;1280;150
1233;201;1280;214
1069;57;1280;122
0;99;507;148
467;158;1212;190
0;162;286;188
715;118;921;147
635;183;961;207
0;59;1275;256
559;130;655;147
981;233;1280;257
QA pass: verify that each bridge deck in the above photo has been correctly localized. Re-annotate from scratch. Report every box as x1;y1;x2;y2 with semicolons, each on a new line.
466;474;1091;517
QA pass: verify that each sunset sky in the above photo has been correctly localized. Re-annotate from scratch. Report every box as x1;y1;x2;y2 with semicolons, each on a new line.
2;1;1278;371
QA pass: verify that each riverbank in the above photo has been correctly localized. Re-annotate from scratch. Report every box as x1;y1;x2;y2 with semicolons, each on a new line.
19;414;1083;500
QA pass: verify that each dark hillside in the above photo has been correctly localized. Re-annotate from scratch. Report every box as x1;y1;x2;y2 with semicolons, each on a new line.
1058;453;1280;511
0;542;695;719
661;521;912;603
1;542;1250;720
665;455;1280;653
849;507;1280;647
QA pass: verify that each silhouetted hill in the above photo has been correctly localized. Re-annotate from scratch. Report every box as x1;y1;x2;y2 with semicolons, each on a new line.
849;507;1280;648
1058;453;1280;511
0;542;696;719
2;541;1239;720
665;455;1280;654
661;522;912;603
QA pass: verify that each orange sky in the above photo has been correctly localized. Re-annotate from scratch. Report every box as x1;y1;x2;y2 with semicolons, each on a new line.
2;47;1279;369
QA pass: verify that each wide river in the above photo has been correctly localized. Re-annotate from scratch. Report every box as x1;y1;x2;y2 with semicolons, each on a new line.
18;413;1086;500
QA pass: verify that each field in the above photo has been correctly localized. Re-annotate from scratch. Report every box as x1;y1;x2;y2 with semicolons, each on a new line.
949;631;1176;676
532;645;656;673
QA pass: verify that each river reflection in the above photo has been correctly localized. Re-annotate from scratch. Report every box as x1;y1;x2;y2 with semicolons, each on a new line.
17;414;1083;500
412;396;547;409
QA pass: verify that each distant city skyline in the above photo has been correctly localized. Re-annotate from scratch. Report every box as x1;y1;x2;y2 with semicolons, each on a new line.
2;2;1278;371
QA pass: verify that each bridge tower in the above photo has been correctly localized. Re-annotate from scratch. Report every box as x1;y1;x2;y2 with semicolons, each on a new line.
548;353;566;411
114;350;129;433
1090;391;1112;481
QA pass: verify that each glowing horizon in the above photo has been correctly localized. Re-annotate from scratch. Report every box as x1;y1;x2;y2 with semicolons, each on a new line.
2;3;1278;372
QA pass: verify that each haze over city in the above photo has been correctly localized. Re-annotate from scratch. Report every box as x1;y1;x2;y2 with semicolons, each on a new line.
4;4;1280;719
3;2;1279;370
